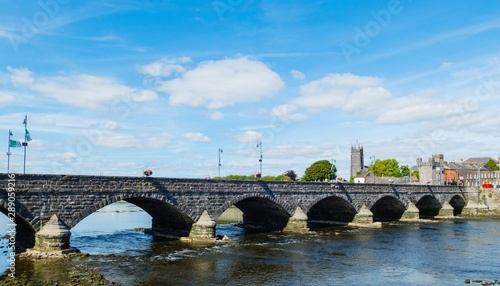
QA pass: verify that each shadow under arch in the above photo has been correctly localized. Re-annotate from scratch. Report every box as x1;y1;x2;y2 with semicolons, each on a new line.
416;195;441;218
125;197;194;239
449;195;466;216
370;196;406;222
231;197;291;233
0;206;35;252
307;196;357;229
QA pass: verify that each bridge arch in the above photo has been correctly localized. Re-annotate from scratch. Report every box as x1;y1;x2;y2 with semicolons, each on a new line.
0;201;36;251
306;195;357;228
70;194;194;239
415;195;442;218
216;194;292;232
449;195;466;216
370;195;407;222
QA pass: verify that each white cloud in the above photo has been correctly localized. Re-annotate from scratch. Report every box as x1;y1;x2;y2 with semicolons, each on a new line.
271;104;306;122
183;132;211;142
342;87;392;113
100;120;120;130
139;57;192;77
210;111;224;120
129;90;159;102
95;133;174;148
5;67;158;109
294;73;387;113
291;73;473;126
158;57;285;109
375;92;458;124
234;131;262;142
47;152;78;164
290;69;305;80
7;66;34;87
0;92;15;106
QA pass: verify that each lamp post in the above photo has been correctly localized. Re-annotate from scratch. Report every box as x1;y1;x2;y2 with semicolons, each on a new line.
370;155;376;183
474;164;481;187
218;148;223;178
257;141;262;177
22;115;30;174
331;159;336;181
6;130;12;174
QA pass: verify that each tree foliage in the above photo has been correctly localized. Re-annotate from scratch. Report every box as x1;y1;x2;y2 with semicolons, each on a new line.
485;159;499;170
215;174;292;181
369;159;402;177
303;160;335;182
400;165;410;177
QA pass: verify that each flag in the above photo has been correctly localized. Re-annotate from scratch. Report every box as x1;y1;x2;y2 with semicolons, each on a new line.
9;139;22;148
25;128;32;141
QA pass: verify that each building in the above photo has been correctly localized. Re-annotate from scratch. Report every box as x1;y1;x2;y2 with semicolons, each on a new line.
354;170;373;183
444;160;500;187
417;154;444;185
350;142;364;179
417;155;500;186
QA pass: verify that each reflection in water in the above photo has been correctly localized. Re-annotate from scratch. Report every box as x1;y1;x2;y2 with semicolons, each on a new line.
0;214;12;278
2;202;500;285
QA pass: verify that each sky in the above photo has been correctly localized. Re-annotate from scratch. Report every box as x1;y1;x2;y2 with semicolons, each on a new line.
0;0;499;179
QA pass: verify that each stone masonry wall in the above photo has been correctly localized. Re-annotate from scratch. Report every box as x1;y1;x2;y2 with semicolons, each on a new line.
0;174;479;233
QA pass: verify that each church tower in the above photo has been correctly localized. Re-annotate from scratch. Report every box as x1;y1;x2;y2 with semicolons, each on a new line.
350;142;364;179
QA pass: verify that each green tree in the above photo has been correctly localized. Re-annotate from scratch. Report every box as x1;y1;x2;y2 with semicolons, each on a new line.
218;174;292;181
400;165;410;177
303;160;335;181
485;159;499;170
369;159;401;177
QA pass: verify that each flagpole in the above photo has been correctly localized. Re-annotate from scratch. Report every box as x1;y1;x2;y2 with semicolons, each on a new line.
23;115;28;174
7;130;12;174
218;148;223;178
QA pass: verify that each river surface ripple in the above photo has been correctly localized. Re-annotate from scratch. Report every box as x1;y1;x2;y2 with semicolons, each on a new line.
1;202;499;285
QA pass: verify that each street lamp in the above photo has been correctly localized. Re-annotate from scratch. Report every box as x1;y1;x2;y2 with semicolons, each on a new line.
331;159;336;181
370;155;376;183
218;148;223;178
256;141;262;177
474;164;481;187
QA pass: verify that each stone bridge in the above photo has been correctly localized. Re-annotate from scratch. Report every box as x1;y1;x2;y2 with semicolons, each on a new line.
0;174;483;252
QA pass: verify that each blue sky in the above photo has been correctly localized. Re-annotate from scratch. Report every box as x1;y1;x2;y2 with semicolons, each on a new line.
0;0;499;179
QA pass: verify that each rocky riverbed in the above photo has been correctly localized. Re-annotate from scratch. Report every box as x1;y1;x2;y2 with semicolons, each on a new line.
0;253;118;286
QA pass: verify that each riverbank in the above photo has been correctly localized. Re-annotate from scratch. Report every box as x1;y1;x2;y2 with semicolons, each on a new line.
0;261;118;286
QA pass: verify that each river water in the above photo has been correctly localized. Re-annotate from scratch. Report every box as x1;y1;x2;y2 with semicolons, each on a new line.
1;202;499;285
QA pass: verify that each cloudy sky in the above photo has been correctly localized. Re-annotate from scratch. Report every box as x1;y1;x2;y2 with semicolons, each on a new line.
0;0;499;179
